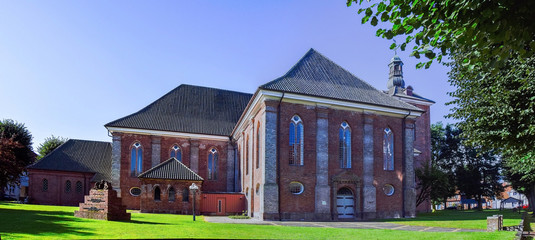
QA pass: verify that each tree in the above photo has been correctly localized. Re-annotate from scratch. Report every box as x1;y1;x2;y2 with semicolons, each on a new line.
0;119;35;196
415;162;454;211
349;0;535;192
37;135;67;159
347;0;535;69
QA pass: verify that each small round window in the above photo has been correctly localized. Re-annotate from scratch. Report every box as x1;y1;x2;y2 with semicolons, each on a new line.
130;187;142;196
383;184;395;196
289;182;304;195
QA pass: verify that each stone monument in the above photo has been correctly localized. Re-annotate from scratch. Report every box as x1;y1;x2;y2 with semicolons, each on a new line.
74;180;131;221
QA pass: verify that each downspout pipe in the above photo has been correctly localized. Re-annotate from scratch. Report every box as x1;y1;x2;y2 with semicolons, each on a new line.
401;110;411;217
277;92;285;220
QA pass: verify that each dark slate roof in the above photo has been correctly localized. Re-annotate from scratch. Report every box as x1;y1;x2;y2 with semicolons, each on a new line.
260;48;422;112
138;158;203;181
387;86;435;104
105;85;253;136
28;139;112;182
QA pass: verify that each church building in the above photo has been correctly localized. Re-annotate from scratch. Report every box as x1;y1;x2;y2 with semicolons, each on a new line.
27;49;433;220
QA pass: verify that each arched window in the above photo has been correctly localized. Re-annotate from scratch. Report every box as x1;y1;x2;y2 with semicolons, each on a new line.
339;121;351;168
154;186;161;201
256;123;260;169
170;144;182;162
182;187;189;202
76;181;83;194
289;115;304;165
131;142;143;175
245;136;249;175
208;148;218;180
383;128;394;170
65;180;72;193
42;179;48;192
168;187;176;201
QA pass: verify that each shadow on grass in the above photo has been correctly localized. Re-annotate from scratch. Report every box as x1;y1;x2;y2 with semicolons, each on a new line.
0;208;95;237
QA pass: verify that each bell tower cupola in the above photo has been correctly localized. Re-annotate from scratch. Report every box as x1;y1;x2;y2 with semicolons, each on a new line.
387;55;405;90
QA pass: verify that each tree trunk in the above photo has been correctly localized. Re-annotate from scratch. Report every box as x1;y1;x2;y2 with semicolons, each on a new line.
477;195;483;211
529;185;535;214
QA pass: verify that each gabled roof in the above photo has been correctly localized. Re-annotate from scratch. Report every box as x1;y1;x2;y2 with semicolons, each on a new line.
387;86;435;104
260;48;422;112
105;85;253;136
28;139;112;182
138;158;203;181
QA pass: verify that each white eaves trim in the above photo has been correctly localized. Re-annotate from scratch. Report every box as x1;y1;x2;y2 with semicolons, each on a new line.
107;127;230;141
393;95;434;106
232;89;424;139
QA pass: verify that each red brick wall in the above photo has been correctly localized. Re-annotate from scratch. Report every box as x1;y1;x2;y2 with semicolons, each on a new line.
118;133;231;209
28;169;93;206
412;104;432;213
139;179;202;214
373;115;404;217
278;102;317;214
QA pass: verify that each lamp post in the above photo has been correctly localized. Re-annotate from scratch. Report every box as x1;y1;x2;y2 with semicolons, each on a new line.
189;183;199;221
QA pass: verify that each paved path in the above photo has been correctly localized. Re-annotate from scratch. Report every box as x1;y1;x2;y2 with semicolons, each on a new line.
203;216;485;232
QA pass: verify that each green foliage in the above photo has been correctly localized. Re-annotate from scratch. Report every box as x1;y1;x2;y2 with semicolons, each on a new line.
347;0;535;69
430;122;502;210
0;119;34;192
415;162;454;209
448;55;535;161
37;135;67;159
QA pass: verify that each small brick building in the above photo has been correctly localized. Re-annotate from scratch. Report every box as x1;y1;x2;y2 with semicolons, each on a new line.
28;48;433;220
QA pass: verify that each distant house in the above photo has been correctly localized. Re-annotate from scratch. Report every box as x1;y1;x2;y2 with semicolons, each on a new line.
27;140;111;206
493;183;528;209
27;49;433;220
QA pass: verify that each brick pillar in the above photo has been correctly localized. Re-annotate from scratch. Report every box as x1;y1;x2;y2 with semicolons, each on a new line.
111;134;122;197
227;143;235;192
403;121;416;218
190;139;199;173
315;105;330;220
151;136;161;167
262;103;279;220
363;113;376;219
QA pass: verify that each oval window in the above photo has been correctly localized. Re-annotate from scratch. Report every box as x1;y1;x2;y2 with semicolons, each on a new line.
130;187;142;196
383;184;395;196
289;182;304;195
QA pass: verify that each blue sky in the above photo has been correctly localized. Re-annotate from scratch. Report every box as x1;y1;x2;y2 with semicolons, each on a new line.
0;1;455;149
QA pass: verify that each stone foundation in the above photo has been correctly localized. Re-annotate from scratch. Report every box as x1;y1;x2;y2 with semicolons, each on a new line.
74;189;130;221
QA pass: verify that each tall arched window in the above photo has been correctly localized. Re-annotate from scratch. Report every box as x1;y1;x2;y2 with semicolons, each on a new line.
182;187;189;202
65;180;72;193
383;128;394;170
76;181;83;194
245;136;249;175
131;142;143;175
208;148;218;180
168;187;175;201
170;144;182;161
154;186;161;201
42;179;48;192
256;123;260;169
339;121;351;168
289;115;304;165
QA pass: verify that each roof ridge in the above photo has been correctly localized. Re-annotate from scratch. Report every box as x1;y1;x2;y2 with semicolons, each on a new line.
138;157;204;180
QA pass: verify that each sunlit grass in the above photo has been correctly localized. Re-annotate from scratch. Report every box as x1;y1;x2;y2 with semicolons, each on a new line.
382;209;523;229
0;202;515;240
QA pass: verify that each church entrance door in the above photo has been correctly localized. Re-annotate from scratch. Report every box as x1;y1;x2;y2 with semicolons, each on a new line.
337;188;354;219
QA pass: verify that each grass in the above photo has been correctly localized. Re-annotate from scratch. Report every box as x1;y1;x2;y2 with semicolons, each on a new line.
0;202;515;240
382;209;524;229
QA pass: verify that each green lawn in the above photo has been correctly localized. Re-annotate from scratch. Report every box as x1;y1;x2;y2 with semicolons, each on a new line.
382;209;524;229
0;202;515;240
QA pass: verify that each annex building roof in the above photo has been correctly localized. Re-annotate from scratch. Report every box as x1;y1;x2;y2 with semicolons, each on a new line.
138;158;204;181
28;139;112;182
105;84;252;136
